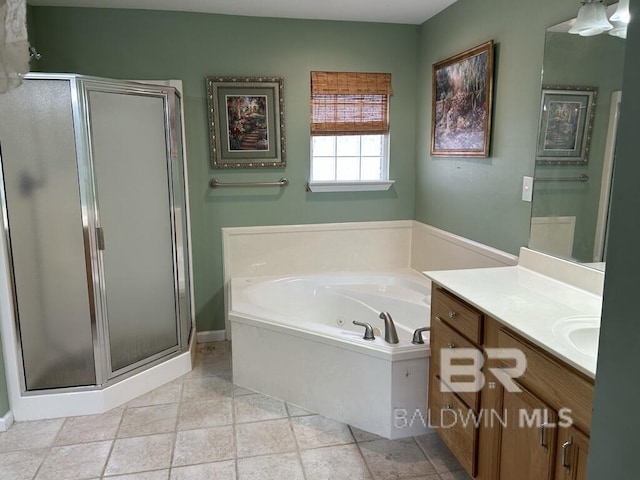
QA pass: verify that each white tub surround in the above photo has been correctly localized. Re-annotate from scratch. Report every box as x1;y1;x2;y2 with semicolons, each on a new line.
229;271;432;439
424;248;604;378
222;220;518;337
411;222;518;272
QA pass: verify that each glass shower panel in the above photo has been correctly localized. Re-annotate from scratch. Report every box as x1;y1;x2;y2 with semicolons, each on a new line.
0;79;96;389
87;89;179;374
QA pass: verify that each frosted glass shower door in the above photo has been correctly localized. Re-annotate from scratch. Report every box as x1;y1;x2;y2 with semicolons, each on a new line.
87;88;179;374
0;78;97;390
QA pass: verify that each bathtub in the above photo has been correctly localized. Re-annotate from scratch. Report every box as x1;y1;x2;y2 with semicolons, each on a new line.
229;270;432;439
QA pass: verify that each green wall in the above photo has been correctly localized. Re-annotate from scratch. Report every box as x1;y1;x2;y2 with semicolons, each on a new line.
30;7;419;332
588;1;640;476
415;0;577;255
533;32;625;262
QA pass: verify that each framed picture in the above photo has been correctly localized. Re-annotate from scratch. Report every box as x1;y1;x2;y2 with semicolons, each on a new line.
206;76;286;168
431;40;494;158
536;86;597;165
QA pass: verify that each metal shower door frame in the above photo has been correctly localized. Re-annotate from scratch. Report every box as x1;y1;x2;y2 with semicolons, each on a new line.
76;77;184;382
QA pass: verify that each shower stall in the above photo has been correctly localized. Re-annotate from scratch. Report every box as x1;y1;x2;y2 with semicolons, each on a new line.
0;74;194;419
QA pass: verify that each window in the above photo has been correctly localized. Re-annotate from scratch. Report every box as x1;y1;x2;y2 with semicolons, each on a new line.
309;72;394;192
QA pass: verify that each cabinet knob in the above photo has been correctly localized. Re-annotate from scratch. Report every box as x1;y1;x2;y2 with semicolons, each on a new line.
445;404;453;410
447;343;455;349
448;311;457;318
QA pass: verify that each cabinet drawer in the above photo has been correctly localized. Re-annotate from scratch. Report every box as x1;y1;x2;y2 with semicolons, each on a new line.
432;287;483;344
429;374;478;478
497;329;594;434
431;315;480;411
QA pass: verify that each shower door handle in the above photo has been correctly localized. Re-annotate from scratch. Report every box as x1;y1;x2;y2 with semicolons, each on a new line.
96;227;105;250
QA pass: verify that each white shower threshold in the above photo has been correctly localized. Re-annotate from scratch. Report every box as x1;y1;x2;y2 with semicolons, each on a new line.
10;349;192;421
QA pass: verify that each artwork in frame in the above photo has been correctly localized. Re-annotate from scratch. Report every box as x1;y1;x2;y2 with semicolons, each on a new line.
206;76;286;168
431;40;494;158
536;86;597;165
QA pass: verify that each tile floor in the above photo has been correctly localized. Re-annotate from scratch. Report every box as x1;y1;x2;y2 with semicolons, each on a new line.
0;342;472;480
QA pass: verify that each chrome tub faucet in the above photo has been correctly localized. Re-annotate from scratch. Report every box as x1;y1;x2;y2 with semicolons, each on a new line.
379;312;399;344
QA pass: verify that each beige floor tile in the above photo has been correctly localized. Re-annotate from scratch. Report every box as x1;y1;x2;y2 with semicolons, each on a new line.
235;418;296;458
291;415;354;449
177;397;233;430
438;470;473;480
237;452;304;480
169;460;236;480
186;360;231;379
196;342;231;361
349;426;383;443
301;444;372;480
104;433;174;476
0;419;65;452
0;449;48;480
181;376;233;402
359;437;435;479
172;425;235;467
127;379;184;408
234;393;287;423
286;402;315;417
117;404;179;438
233;384;256;397
35;440;112;480
415;432;465;474
55;407;124;446
104;470;170;479
0;339;479;480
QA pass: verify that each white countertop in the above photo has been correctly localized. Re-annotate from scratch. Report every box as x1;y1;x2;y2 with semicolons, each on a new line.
424;266;602;378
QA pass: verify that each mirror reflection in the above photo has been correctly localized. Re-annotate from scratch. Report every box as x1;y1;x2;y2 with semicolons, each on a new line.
528;10;626;270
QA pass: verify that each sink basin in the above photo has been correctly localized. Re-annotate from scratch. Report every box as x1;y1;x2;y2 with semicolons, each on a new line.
552;315;600;358
567;326;600;356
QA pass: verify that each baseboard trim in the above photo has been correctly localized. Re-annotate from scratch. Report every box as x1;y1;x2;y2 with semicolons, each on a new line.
0;410;14;431
197;330;226;343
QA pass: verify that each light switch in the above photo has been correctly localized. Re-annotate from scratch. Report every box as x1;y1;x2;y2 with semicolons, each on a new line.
522;176;534;202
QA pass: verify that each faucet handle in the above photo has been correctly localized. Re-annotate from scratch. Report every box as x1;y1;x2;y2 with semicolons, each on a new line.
412;326;431;344
353;321;375;341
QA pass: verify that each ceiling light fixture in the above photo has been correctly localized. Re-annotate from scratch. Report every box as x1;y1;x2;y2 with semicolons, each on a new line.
569;0;613;36
610;0;630;23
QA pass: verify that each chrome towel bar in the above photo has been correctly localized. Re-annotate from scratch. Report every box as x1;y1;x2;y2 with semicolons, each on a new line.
209;177;289;189
534;174;589;183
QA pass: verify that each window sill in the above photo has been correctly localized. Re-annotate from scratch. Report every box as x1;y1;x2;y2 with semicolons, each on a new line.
306;180;395;193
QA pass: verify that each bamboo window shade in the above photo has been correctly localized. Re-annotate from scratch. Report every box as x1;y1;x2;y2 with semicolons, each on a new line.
311;72;392;136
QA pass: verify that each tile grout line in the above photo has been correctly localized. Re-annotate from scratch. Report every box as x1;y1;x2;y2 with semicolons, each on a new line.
166;379;185;478
352;438;377;480
287;408;309;480
411;434;441;476
99;408;126;478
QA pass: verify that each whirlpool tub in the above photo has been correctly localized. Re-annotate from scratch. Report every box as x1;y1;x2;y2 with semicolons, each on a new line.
228;270;432;439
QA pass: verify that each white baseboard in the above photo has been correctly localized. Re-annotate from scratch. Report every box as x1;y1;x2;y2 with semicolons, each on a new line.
197;330;226;343
0;410;14;432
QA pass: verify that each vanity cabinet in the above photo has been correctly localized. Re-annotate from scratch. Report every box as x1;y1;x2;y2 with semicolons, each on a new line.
428;287;485;477
499;383;557;479
428;285;594;480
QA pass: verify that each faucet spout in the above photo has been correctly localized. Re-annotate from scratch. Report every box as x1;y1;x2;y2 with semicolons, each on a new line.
379;312;399;344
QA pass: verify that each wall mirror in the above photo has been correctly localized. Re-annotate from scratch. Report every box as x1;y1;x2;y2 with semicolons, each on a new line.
528;4;627;270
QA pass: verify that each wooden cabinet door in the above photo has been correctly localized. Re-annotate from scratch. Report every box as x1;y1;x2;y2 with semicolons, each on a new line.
499;384;557;480
555;426;589;480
